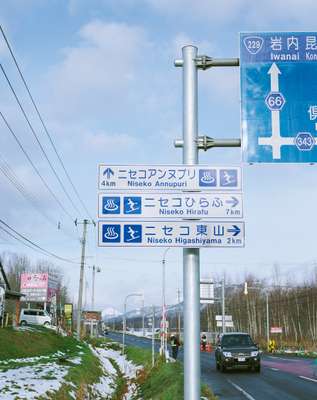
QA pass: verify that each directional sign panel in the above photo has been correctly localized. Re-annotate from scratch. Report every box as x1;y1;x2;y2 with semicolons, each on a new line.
99;165;242;191
240;32;317;163
98;192;243;219
98;221;244;248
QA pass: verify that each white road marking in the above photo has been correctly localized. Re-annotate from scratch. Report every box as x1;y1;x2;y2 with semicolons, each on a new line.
270;368;279;371
299;376;317;383
227;379;256;400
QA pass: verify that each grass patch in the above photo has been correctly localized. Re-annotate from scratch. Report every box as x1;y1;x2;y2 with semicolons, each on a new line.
124;345;217;400
0;326;103;400
86;336;121;351
0;326;79;361
53;342;103;400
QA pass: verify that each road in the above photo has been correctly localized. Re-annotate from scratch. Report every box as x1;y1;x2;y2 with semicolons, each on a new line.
108;332;317;400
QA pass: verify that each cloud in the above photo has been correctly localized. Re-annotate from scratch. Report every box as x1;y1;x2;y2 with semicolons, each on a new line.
145;0;244;23
47;20;151;118
84;130;138;151
146;0;317;26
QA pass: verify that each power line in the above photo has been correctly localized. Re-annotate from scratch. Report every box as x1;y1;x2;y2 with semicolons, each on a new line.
0;64;82;219
0;110;74;222
0;225;54;258
0;152;79;242
0;25;93;220
0;218;79;264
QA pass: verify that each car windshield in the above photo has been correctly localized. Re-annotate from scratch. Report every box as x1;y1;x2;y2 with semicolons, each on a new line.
221;334;254;347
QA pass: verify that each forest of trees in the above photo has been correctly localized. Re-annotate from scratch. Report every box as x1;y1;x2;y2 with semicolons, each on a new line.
199;271;317;348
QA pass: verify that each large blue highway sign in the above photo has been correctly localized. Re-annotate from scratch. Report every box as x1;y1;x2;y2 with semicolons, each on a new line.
99;165;242;191
98;192;243;219
98;221;245;248
240;32;317;163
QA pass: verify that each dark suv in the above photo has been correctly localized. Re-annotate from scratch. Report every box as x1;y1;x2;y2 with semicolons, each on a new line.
215;332;260;372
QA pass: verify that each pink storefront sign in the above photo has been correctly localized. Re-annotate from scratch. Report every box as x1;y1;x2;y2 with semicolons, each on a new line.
20;273;48;290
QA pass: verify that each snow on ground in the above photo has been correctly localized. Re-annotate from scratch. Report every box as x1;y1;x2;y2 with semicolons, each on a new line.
0;362;69;399
0;340;142;399
91;345;142;400
0;351;66;367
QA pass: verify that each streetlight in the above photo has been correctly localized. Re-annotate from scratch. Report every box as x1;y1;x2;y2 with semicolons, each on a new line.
123;293;143;354
91;265;101;310
244;283;270;351
161;247;171;358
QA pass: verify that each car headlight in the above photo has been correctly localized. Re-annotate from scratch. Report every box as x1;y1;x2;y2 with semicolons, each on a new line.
251;351;259;357
223;351;232;357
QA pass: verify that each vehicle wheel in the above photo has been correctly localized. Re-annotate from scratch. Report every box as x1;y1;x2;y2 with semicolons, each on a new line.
20;320;27;326
44;322;50;327
254;365;261;373
220;362;226;373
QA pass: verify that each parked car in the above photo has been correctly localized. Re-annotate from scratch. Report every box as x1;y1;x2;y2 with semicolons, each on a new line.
215;332;260;372
19;308;51;327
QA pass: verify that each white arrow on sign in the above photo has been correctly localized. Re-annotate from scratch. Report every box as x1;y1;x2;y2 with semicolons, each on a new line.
269;63;280;91
259;63;294;159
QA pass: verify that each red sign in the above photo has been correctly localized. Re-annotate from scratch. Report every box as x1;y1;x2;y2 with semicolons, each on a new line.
270;326;283;333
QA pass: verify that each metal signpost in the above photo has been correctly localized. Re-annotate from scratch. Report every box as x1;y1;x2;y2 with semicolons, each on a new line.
99;45;242;400
98;192;243;219
240;31;317;163
98;221;244;247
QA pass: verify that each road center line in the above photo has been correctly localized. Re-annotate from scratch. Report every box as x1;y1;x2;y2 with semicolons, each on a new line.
299;376;317;383
227;379;256;400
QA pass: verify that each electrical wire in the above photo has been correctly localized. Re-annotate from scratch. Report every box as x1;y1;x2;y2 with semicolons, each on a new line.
0;152;79;241
0;218;80;264
0;64;83;219
0;110;75;222
0;25;93;220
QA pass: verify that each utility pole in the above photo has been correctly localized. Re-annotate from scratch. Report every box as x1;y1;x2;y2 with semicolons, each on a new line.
75;219;90;339
222;278;226;334
266;292;270;351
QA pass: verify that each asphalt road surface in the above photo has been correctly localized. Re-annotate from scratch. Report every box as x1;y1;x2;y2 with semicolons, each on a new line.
108;332;317;400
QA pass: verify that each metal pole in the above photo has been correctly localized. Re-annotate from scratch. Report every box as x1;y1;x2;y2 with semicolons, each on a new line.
161;248;170;357
161;257;165;356
222;279;226;334
177;288;181;338
152;305;155;367
182;45;200;400
92;265;95;310
142;295;145;336
123;300;127;354
266;292;270;351
123;293;142;354
76;219;88;339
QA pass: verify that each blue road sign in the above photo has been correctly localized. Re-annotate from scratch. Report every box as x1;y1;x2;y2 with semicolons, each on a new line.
98;221;245;248
240;32;317;163
99;192;243;219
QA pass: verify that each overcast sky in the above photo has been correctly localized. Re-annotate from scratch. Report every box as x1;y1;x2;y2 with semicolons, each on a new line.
1;0;317;313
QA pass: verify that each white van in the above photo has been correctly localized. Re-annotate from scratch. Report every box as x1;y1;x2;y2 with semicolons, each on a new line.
19;308;51;326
